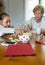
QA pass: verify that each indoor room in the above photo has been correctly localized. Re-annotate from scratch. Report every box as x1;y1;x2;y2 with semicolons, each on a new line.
0;0;45;65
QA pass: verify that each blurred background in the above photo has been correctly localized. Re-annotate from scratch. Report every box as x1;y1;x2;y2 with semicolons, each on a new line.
0;0;45;28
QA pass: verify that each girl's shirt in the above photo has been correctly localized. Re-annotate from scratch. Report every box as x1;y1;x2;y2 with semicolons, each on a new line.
0;25;14;36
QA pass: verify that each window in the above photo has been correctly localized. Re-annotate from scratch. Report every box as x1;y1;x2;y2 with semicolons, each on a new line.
25;0;39;21
40;0;45;16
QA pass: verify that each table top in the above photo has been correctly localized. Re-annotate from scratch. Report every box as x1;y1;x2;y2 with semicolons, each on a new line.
0;34;45;65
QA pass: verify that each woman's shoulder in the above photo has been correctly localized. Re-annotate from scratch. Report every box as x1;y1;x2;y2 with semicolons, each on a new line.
30;17;35;19
30;17;35;22
27;17;35;23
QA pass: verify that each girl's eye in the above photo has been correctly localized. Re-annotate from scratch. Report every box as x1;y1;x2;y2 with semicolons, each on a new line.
6;20;10;23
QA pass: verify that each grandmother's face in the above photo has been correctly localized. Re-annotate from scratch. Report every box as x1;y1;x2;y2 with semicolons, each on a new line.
34;10;43;19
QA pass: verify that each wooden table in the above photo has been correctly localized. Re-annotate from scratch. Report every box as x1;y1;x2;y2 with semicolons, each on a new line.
0;35;45;65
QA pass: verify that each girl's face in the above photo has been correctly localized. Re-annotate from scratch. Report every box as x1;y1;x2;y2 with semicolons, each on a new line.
2;16;11;27
34;10;43;20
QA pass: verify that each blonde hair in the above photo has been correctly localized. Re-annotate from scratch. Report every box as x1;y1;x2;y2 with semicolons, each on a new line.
33;5;44;14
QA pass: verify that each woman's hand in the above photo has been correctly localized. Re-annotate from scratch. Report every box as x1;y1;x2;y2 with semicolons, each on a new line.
14;29;22;35
24;25;30;32
41;29;45;34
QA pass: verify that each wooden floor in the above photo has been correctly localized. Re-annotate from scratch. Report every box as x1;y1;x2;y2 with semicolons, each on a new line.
0;40;45;65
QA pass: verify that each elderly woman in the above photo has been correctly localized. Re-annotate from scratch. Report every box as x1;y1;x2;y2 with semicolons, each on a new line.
24;5;45;34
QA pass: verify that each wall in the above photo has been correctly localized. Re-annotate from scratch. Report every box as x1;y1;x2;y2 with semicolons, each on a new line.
3;0;25;29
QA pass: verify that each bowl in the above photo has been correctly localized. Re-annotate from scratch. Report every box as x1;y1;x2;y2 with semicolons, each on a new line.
18;32;32;43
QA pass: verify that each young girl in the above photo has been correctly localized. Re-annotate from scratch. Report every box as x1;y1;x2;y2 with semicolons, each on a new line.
0;12;22;36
